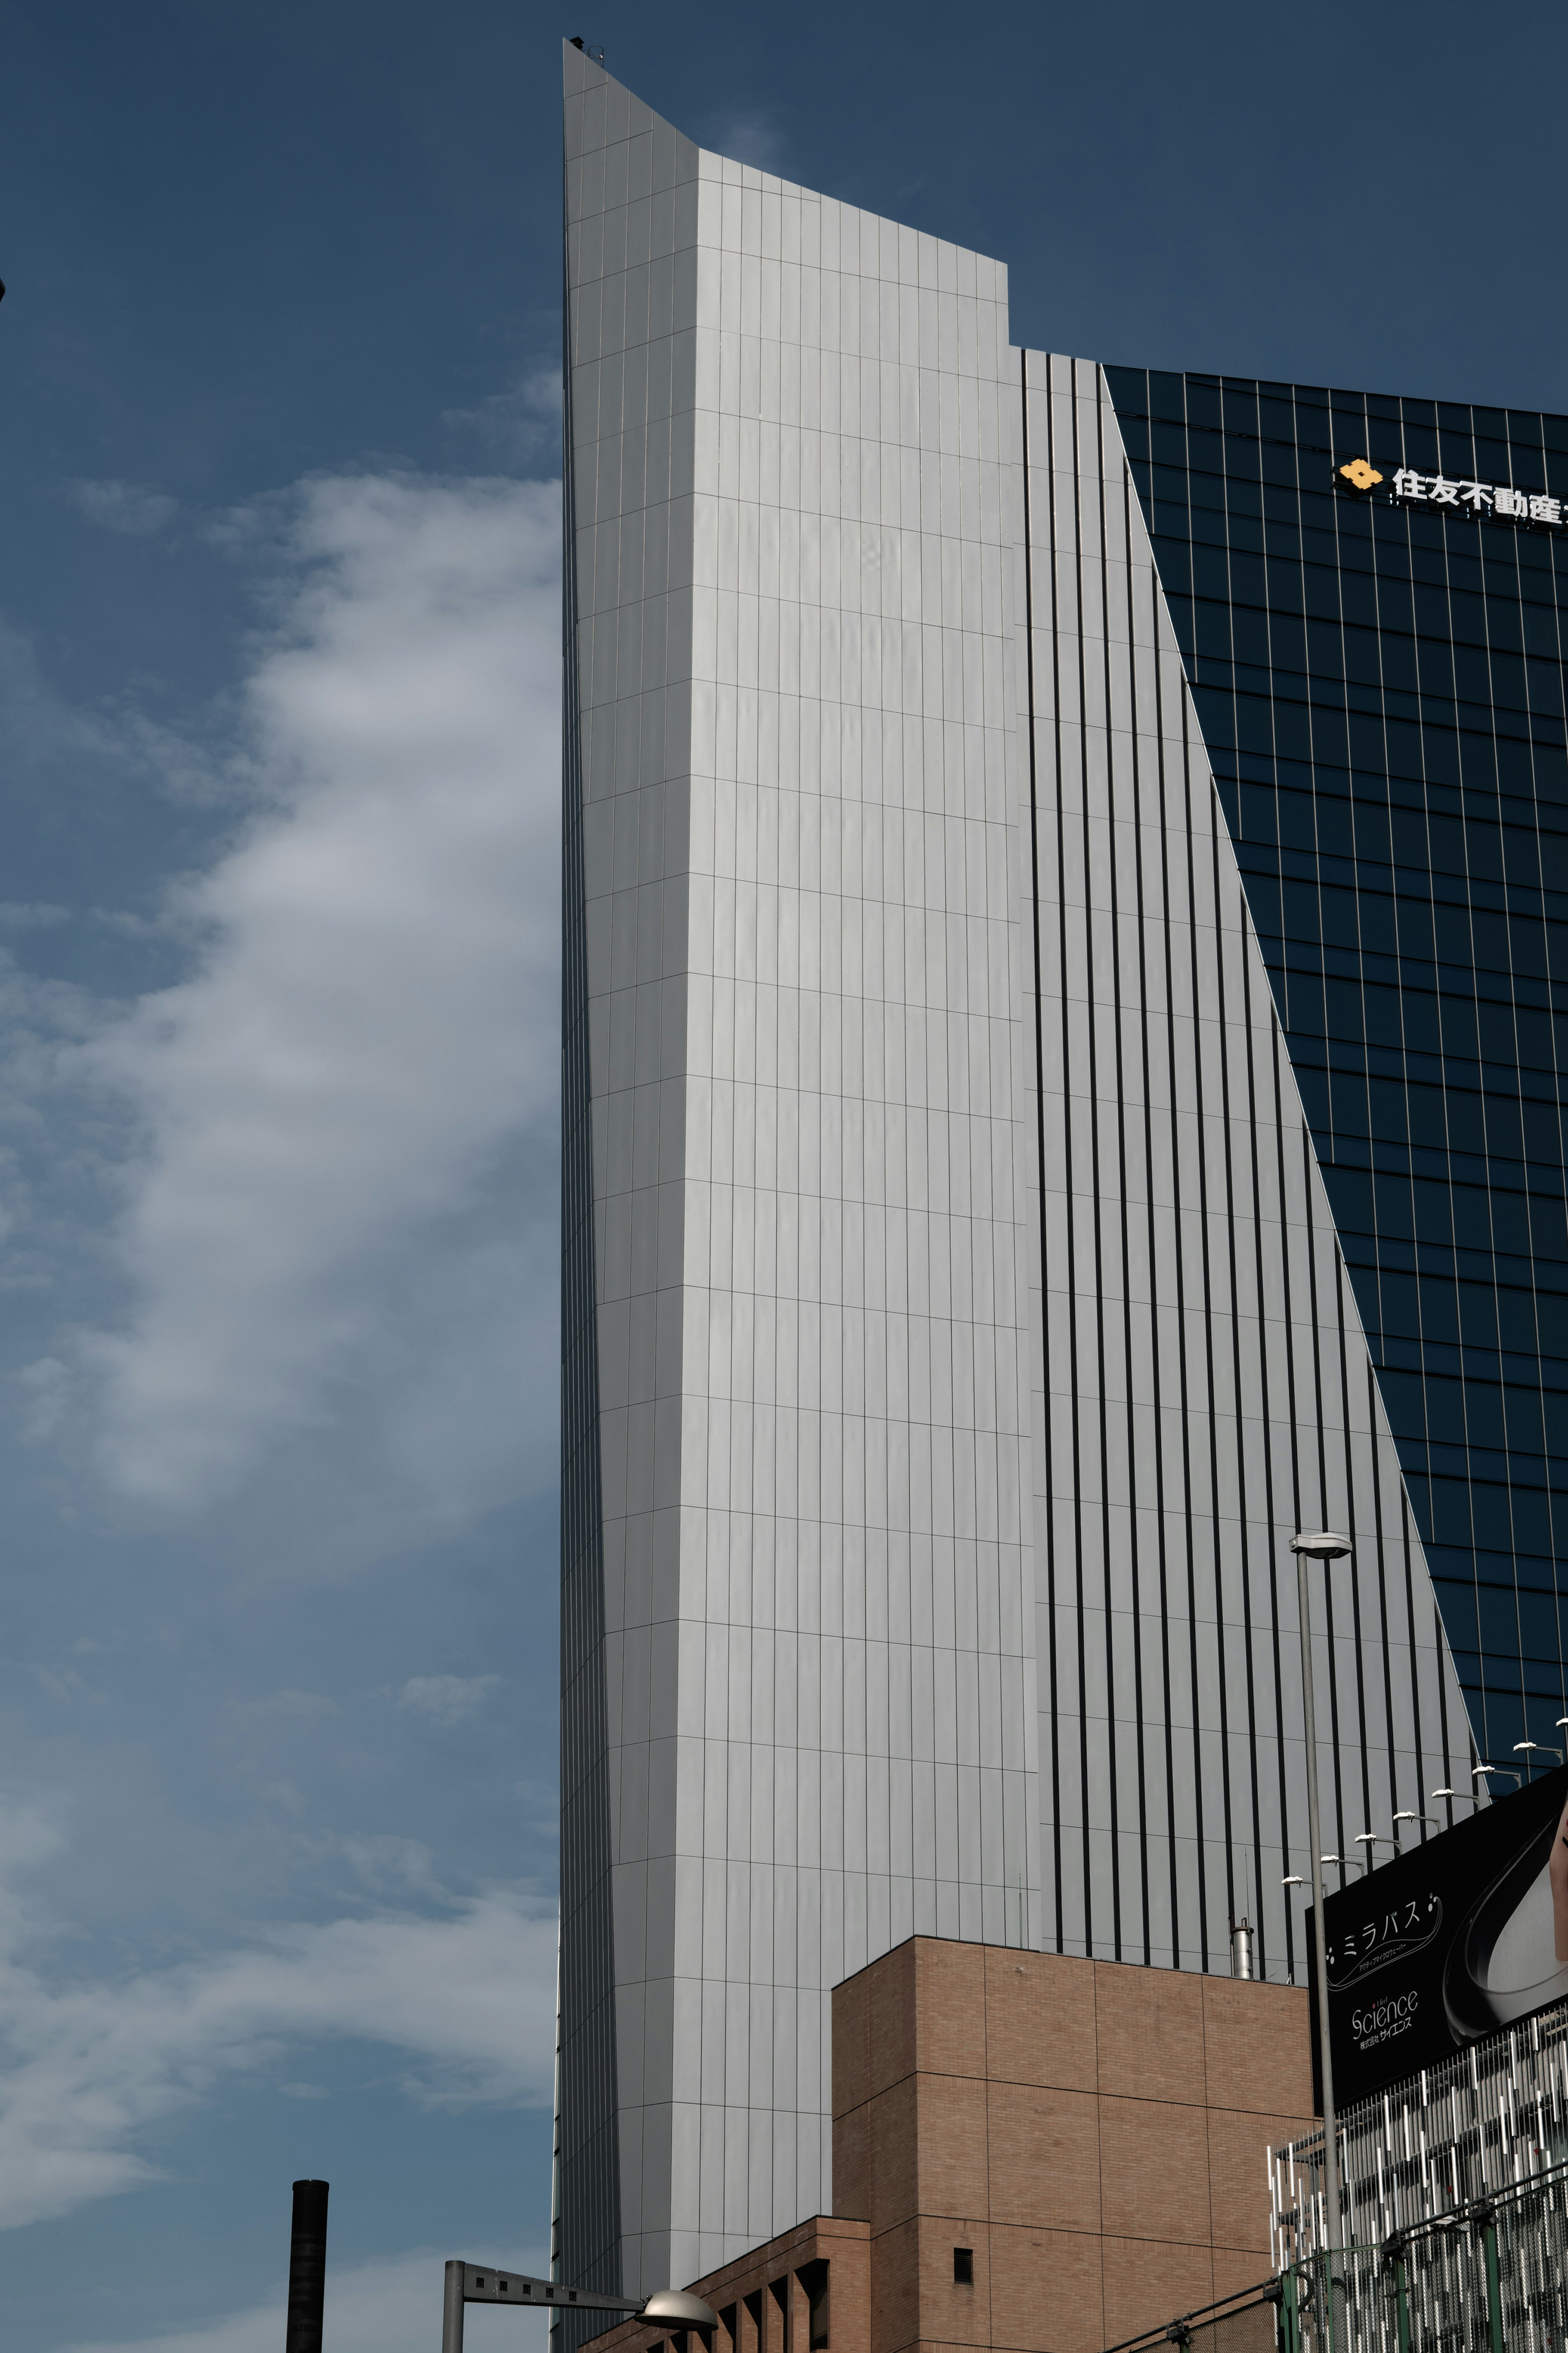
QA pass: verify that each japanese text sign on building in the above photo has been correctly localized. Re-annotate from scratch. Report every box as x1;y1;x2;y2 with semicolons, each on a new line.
1336;457;1564;527
1308;1761;1568;2110
1325;1891;1443;1990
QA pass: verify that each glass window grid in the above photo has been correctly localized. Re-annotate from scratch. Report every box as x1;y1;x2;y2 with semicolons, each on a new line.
1106;364;1568;1758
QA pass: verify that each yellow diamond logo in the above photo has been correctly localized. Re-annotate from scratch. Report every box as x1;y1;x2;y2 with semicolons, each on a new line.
1339;458;1383;491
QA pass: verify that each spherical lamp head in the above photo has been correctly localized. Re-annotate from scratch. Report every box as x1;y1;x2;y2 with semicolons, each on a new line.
641;2292;720;2330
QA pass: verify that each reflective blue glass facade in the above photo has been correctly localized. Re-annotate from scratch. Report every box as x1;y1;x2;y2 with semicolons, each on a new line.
1104;366;1568;1762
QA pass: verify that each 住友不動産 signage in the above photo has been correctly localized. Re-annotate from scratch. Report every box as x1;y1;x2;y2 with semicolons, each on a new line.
1336;455;1566;526
1308;1763;1568;2110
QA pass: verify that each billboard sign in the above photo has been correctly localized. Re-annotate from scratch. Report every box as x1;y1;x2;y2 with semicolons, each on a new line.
1308;1763;1568;2110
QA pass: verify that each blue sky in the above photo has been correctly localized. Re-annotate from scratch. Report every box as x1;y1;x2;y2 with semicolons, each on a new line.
0;2;1564;2347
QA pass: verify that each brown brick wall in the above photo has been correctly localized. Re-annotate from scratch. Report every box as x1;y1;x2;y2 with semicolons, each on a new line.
583;2217;871;2353
832;1938;1312;2353
583;1939;1310;2353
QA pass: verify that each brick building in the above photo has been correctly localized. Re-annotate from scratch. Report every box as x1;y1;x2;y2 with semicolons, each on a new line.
583;1938;1313;2353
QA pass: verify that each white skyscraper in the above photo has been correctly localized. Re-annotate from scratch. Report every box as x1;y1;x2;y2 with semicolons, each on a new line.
559;41;1476;2316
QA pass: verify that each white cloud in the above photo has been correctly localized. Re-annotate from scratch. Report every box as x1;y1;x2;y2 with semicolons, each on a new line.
60;2247;550;2353
398;1673;502;1727
69;480;178;538
0;1802;557;2231
67;471;561;1509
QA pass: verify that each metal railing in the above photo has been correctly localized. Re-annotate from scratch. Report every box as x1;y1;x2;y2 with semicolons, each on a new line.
1274;2159;1568;2353
1100;2160;1568;2353
1099;2280;1281;2353
1271;2001;1568;2264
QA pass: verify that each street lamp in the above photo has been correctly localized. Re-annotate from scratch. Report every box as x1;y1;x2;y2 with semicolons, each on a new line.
1290;1529;1352;2291
441;2268;719;2353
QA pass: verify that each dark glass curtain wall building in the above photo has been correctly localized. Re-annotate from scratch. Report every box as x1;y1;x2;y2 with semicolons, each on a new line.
556;42;1555;2315
1102;370;1568;1760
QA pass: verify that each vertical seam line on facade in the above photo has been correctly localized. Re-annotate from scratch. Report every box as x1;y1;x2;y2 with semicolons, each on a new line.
1241;945;1292;1981
1092;388;1125;1962
1112;428;1154;1967
1065;364;1093;1952
1145;531;1186;1967
1398;1487;1428;1821
1176;661;1212;1969
1363;1305;1401;1830
1143;547;1181;1971
1222;858;1267;1959
1300;1122;1351;1858
1021;349;1065;1952
1330;1216;1376;1839
1270;1021;1306;1979
1201;705;1241;1938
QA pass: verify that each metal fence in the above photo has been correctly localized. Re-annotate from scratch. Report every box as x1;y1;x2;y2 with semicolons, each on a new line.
1274;2159;1568;2353
1091;2003;1568;2353
1100;2167;1568;2353
1270;2002;1568;2263
1264;1987;1568;2353
1099;2281;1282;2353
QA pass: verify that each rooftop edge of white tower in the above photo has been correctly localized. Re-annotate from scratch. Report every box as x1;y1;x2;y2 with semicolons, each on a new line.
559;33;1041;2319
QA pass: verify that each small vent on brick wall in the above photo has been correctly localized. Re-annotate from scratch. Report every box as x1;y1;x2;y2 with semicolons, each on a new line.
953;2249;973;2287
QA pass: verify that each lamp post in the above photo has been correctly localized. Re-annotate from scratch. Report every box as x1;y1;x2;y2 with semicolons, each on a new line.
1290;1530;1353;2302
441;2266;719;2353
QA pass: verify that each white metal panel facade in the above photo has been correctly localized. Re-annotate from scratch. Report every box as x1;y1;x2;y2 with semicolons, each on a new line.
561;42;1039;2307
